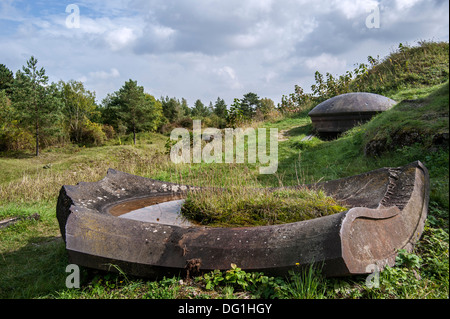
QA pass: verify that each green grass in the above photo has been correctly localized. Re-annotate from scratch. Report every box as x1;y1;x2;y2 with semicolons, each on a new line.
0;202;68;298
362;82;449;155
351;41;449;96
0;44;448;300
181;187;348;227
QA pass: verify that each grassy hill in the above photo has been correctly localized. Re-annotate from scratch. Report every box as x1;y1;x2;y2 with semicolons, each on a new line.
0;41;448;299
351;41;449;96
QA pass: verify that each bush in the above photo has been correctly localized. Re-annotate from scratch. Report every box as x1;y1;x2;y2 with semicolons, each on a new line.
101;124;116;139
79;119;107;146
0;124;34;151
175;117;194;129
203;114;227;129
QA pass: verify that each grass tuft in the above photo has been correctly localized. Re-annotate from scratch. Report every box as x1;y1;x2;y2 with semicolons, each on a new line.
181;187;348;227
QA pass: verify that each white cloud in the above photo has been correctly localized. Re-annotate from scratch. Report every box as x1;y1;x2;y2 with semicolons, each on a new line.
105;27;137;51
0;0;448;106
79;17;113;35
305;54;347;74
395;0;422;10
332;0;380;19
0;0;27;22
88;68;120;80
216;67;237;81
213;66;243;90
264;71;278;84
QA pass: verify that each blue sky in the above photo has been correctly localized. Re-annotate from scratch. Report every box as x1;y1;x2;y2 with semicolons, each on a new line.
0;0;448;106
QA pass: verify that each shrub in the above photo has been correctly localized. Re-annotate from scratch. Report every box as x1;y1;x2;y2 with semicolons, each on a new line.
101;124;116;139
0;124;34;151
176;117;194;129
79;119;107;146
203;114;227;129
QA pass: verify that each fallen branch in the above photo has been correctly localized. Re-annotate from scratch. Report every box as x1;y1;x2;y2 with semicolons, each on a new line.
0;213;40;229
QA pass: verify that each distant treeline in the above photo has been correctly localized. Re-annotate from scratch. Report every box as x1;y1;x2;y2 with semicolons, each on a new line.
1;41;448;155
0;57;278;155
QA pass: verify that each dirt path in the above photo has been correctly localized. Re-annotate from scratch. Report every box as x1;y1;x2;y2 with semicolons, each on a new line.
278;126;314;142
278;126;301;142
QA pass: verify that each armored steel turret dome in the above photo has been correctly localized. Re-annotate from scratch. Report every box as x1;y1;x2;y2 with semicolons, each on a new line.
309;92;397;135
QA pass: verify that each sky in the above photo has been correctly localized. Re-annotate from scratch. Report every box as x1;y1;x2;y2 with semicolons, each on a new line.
0;0;448;107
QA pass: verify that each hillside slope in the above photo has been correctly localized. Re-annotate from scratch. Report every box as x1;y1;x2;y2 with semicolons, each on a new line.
364;82;449;157
351;41;449;96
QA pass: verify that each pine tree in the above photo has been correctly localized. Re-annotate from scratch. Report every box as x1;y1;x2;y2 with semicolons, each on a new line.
0;64;14;96
240;92;261;119
103;79;163;145
181;98;191;117
161;96;183;123
213;97;228;118
12;56;62;156
192;99;210;117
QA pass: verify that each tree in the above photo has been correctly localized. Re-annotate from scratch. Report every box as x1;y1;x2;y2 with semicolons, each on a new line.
12;56;63;156
143;93;165;131
240;92;261;119
101;93;121;131
180;98;191;117
213;97;228;119
259;98;275;117
103;79;163;145
161;96;183;123
0;64;14;96
311;71;327;102
59;80;98;143
0;89;34;151
191;99;210;118
0;89;13;133
20;56;47;156
116;79;143;145
0;90;12;123
208;101;214;115
226;98;245;128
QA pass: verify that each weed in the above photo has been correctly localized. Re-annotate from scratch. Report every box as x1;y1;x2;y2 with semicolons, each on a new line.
395;249;421;269
280;264;327;299
198;263;287;299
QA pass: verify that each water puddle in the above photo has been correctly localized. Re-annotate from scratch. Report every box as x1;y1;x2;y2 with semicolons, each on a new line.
107;195;194;227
